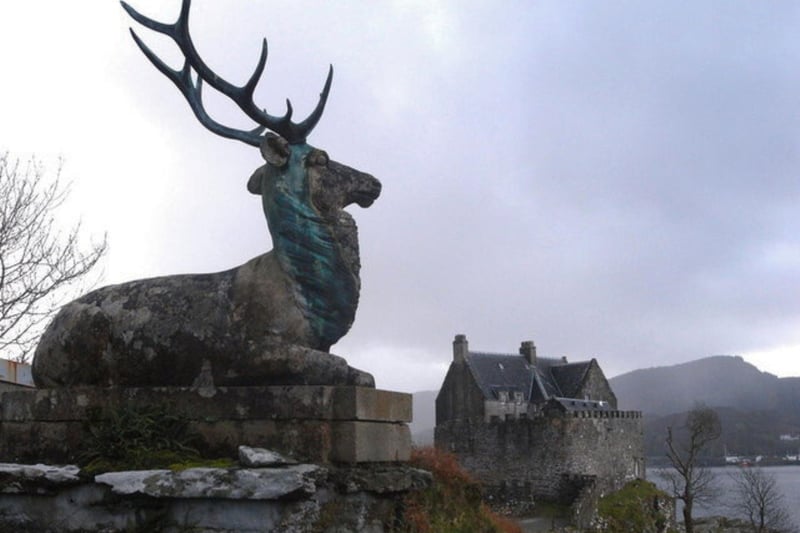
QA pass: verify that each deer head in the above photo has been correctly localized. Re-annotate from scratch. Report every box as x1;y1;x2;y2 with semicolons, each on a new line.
122;0;381;350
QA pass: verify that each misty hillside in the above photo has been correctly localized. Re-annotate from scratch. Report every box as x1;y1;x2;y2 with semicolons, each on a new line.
610;355;795;415
410;390;437;446
643;406;800;461
610;356;800;458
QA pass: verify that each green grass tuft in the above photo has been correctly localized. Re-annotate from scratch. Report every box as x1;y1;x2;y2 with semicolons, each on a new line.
80;403;214;474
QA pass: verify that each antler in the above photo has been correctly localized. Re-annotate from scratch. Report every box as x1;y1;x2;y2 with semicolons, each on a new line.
121;0;333;145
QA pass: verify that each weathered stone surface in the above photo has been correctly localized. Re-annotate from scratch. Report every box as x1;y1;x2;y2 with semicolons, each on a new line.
0;463;81;494
95;464;321;500
333;421;412;463
436;411;644;503
333;387;412;423
238;446;297;467
331;465;432;494
0;386;413;464
1;386;410;423
0;463;431;532
32;273;375;389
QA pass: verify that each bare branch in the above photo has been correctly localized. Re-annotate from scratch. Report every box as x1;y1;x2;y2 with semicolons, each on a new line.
0;152;107;362
663;403;721;533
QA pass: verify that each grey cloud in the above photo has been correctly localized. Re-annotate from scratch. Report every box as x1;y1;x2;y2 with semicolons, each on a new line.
1;1;797;389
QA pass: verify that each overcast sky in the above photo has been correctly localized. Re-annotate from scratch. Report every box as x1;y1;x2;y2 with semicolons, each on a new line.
1;1;798;392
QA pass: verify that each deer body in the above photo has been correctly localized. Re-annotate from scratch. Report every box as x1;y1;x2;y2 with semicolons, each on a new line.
33;139;380;388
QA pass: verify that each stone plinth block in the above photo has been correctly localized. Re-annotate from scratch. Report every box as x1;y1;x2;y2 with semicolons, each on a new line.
333;422;412;463
0;386;411;465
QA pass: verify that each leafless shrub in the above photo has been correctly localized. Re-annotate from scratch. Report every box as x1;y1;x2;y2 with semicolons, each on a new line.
661;403;722;533
728;466;796;533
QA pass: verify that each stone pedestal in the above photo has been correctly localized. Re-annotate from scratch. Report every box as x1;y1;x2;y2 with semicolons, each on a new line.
0;386;412;464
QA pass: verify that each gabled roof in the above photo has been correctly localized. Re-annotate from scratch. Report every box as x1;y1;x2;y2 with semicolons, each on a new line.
465;352;535;401
550;360;593;398
464;351;595;404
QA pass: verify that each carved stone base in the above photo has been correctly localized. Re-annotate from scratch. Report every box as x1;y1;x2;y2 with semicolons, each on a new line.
0;386;411;464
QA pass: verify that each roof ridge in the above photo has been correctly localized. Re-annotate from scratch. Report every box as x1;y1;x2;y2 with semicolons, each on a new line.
468;351;520;358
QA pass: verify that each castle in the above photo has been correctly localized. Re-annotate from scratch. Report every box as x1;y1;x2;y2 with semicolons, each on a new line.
435;334;644;522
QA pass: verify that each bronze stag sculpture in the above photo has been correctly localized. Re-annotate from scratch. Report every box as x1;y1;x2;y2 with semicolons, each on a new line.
32;0;381;388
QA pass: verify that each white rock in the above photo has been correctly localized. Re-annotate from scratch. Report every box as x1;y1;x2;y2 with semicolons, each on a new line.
238;446;296;467
95;465;320;500
0;463;81;484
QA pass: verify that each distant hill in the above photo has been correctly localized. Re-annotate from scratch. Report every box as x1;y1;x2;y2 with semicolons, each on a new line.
610;355;790;415
410;390;437;446
610;356;800;458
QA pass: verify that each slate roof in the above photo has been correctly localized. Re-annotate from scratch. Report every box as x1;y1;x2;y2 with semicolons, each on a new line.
550;361;593;398
464;351;594;405
465;352;535;401
548;397;613;412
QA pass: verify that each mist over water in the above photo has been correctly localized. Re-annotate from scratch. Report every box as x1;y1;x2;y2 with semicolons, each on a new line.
649;466;800;527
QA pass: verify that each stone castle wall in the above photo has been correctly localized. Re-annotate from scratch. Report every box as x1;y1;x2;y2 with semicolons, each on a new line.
435;409;644;503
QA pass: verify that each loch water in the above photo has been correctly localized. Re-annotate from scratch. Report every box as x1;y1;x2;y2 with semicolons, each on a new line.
649;466;800;526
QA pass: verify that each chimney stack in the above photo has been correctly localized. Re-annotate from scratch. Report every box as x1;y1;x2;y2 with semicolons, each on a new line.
520;340;537;366
453;334;468;364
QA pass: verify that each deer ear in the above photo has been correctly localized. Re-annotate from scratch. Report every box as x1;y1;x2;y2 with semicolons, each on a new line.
260;133;291;167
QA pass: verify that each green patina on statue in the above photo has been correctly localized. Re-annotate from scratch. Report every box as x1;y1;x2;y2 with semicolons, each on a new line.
32;0;380;388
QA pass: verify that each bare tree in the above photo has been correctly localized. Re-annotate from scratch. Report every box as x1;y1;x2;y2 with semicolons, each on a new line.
0;153;107;362
729;466;796;533
661;403;721;533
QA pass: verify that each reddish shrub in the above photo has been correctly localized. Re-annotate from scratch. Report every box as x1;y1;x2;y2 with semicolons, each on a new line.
401;446;522;533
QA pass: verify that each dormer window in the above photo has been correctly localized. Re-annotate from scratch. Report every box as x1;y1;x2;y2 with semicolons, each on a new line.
513;392;524;403
498;391;509;403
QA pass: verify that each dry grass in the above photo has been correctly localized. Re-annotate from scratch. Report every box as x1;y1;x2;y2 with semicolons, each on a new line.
401;446;522;533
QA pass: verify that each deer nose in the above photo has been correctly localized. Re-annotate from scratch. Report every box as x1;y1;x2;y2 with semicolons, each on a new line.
354;175;381;207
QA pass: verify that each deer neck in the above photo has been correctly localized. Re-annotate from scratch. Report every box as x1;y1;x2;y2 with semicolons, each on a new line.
261;144;359;351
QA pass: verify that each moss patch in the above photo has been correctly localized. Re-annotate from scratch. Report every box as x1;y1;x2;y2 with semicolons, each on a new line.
597;479;676;533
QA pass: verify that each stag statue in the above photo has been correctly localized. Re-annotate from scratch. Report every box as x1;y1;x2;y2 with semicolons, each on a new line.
32;0;381;388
